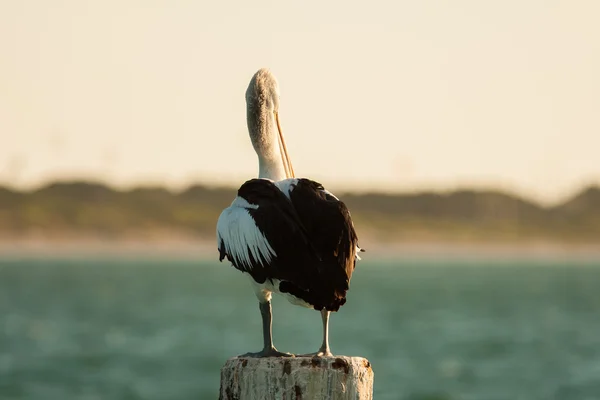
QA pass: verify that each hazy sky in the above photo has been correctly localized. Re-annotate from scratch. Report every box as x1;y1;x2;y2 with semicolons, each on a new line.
1;1;599;204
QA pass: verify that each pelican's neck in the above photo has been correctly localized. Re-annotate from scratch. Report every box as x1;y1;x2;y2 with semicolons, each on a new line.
248;107;287;181
258;154;286;181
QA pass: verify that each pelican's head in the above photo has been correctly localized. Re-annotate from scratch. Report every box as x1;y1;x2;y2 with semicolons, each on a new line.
245;68;294;180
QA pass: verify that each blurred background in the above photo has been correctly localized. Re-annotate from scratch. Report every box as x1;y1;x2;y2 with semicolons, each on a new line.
1;1;599;399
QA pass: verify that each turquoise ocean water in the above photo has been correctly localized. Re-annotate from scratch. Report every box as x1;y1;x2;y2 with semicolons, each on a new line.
1;257;599;399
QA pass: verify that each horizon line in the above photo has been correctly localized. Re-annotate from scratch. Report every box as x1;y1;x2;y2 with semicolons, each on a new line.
1;175;598;208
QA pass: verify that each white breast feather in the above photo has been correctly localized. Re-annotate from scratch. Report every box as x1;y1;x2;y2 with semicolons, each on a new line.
216;197;277;271
274;178;299;200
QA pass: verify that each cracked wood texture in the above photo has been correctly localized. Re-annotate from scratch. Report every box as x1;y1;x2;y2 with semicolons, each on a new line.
219;356;373;400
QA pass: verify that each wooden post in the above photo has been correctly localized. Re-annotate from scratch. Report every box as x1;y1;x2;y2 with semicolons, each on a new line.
219;356;373;400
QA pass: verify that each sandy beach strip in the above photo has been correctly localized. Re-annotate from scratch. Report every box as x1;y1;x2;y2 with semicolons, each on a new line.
1;236;599;262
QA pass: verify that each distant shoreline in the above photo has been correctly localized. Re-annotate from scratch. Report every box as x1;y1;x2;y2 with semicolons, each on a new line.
2;181;599;248
1;237;599;262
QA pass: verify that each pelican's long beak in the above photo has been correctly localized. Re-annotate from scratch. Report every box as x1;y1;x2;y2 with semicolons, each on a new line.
275;111;295;178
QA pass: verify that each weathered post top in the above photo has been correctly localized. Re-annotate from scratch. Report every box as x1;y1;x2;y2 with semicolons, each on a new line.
219;356;373;400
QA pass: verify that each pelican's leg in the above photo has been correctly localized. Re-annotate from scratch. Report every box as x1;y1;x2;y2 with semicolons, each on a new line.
240;301;294;358
318;309;333;356
299;309;334;357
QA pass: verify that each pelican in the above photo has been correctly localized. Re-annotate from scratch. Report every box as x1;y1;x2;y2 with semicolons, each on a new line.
216;68;363;357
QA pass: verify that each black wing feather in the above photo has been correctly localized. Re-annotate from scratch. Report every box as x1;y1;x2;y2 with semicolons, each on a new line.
288;178;360;310
219;179;320;290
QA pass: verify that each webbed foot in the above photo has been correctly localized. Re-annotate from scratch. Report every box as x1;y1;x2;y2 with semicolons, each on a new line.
239;347;295;358
297;347;333;357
